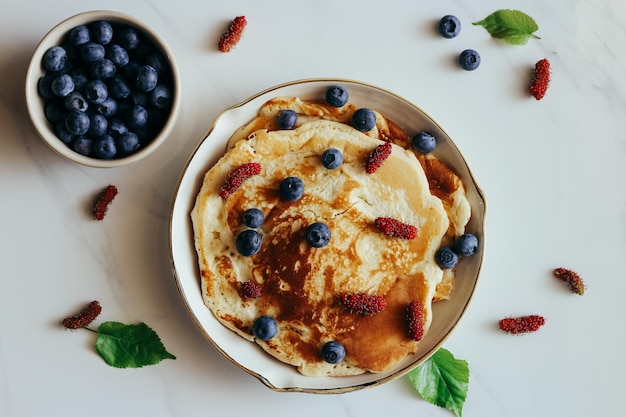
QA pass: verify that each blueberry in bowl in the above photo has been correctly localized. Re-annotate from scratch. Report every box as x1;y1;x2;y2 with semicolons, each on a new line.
26;10;180;168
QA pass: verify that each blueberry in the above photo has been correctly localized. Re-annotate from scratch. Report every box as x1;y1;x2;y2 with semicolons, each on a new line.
42;46;68;72
136;65;158;92
322;341;346;364
252;316;278;341
352;108;376;132
84;80;108;104
117;27;140;50
435;246;458;269
279;176;304;202
411;131;436;154
64;91;89;113
459;49;480;71
325;85;348;107
69;68;89;92
276;110;297;130
45;101;67;124
80;42;106;62
438;15;461;38
105;44;129;67
51;74;75;97
96;97;118;117
149;84;172;109
126;104;149;130
90;21;113;45
305;222;331;248
455;233;479;257
54;122;75;144
321;148;343;169
72;136;93;156
235;229;262;256
37;75;56;99
107;118;128;138
92;134;117;159
145;52;168;74
116;131;140;156
108;75;131;99
64;112;90;135
68;25;90;46
243;208;264;228
88;114;108;137
90;58;116;80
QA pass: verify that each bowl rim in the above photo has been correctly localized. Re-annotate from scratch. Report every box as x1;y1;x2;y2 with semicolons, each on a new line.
25;10;181;168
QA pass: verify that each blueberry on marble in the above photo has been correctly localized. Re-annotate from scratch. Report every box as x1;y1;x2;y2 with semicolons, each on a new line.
435;246;459;269
243;208;264;228
51;74;75;97
64;91;89;113
80;42;106;62
65;112;90;136
92;134;117;159
305;222;331;248
88;114;108;137
321;148;343;169
455;233;479;257
236;229;262;256
459;49;480;71
411;131;436;154
135;65;158;92
276;110;297;130
438;15;461;38
90;21;113;45
352;108;376;132
42;46;68;72
322;341;346;364
116;132;140;156
252;316;278;341
105;44;129;67
68;25;90;46
325;85;349;107
279;176;304;202
72;136;93;156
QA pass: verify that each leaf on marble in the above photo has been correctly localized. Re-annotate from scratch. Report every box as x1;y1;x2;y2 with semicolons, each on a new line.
473;9;540;45
95;321;176;368
408;348;469;417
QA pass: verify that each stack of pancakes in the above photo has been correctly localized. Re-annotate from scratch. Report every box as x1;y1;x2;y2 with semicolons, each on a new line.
191;95;470;376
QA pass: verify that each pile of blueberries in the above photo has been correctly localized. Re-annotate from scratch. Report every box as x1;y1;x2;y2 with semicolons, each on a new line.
37;20;174;159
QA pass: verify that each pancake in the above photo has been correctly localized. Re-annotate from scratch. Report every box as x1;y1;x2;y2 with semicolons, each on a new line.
191;95;471;376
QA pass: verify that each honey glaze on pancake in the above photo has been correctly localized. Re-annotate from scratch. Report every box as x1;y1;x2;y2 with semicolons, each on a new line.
191;95;471;376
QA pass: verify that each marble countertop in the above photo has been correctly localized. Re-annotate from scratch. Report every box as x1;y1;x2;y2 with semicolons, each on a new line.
2;1;624;416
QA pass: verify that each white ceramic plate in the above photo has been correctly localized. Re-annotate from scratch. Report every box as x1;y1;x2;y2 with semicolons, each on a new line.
169;78;486;393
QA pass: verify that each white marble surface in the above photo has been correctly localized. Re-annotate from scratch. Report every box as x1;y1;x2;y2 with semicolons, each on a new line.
1;1;625;416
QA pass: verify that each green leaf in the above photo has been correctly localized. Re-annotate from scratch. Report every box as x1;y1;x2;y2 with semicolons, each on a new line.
95;321;176;368
408;348;469;417
473;9;540;45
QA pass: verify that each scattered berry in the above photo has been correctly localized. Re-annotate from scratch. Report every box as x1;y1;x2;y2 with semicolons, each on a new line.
438;15;461;38
459;49;480;71
238;281;262;299
305;222;331;248
321;148;343;169
435;246;458;269
235;229;262;256
252;315;278;341
407;300;425;341
529;58;551;100
62;300;102;330
553;268;585;295
279;176;304;201
219;162;262;199
498;315;545;335
276;109;297;129
92;184;118;220
411;131;436;154
218;16;247;53
242;208;264;228
374;217;417;239
325;85;349;107
340;293;386;315
365;141;392;174
455;233;479;257
352;108;377;132
322;341;346;364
